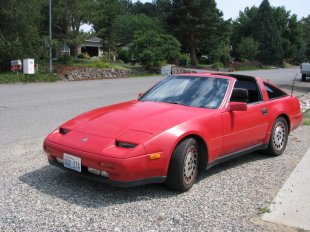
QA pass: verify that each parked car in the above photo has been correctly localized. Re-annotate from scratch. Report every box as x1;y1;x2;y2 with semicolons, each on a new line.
301;62;310;81
44;73;303;191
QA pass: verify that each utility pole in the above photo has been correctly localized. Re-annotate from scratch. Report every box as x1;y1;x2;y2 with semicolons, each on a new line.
49;0;52;73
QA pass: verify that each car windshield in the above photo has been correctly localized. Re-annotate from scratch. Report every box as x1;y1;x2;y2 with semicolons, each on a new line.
140;75;229;109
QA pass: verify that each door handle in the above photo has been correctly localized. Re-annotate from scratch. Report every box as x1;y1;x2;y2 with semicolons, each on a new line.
262;108;268;115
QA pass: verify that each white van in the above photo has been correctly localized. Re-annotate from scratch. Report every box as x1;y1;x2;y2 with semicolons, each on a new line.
301;62;310;81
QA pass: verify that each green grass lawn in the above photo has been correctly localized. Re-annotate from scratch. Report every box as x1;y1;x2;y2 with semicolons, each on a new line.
0;71;60;84
303;109;310;126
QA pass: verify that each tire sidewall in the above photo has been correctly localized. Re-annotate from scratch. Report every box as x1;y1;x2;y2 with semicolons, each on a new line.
166;138;199;191
181;139;199;190
268;117;288;156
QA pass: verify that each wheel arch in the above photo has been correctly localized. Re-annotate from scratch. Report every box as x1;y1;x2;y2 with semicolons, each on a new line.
171;134;209;172
277;113;291;134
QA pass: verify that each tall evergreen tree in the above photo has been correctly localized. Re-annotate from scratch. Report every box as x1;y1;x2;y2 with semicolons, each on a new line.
253;0;283;65
302;15;310;61
91;0;127;59
168;0;228;66
273;7;305;63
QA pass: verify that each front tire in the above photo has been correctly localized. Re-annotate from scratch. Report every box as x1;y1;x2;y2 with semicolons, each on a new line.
264;117;288;156
302;74;306;82
166;138;199;192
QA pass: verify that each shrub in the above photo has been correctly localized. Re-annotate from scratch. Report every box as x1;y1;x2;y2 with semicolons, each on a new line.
118;49;131;63
77;53;90;59
237;37;259;61
212;62;224;68
130;31;181;69
59;54;73;65
82;61;113;69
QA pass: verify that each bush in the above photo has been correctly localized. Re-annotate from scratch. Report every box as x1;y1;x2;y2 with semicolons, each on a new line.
178;53;190;67
236;37;259;61
211;62;224;68
81;61;113;69
59;54;73;65
118;49;131;63
77;53;90;59
130;31;181;69
209;42;230;67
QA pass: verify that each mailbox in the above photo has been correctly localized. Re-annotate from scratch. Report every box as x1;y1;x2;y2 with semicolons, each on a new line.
10;60;22;71
161;65;172;76
23;59;35;74
11;60;22;66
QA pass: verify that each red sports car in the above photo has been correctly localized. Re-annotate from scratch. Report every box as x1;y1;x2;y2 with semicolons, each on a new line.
44;73;303;191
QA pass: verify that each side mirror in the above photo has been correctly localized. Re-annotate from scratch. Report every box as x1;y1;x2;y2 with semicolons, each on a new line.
227;102;247;112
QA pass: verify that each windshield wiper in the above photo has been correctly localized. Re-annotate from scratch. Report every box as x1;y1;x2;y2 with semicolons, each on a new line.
163;101;186;106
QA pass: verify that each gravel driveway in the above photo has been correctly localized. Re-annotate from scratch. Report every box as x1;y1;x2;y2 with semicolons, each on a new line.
1;126;309;232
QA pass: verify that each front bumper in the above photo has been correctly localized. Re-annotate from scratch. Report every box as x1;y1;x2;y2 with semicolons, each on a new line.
48;159;166;187
44;140;166;187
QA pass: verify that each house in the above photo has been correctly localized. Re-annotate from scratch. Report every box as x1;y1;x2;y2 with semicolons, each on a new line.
78;36;103;57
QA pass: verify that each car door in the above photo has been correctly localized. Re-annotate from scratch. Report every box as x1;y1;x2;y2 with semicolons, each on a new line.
221;79;269;156
221;103;269;155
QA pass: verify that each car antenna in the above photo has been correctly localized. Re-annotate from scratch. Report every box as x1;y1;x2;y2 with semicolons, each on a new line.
291;73;298;96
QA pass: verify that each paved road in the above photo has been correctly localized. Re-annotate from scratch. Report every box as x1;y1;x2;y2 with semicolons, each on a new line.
234;68;309;96
0;68;309;146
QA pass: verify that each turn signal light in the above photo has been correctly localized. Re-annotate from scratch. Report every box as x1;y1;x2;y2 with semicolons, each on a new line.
149;153;161;160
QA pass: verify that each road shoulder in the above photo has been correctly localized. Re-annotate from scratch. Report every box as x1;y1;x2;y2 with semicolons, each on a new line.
262;147;310;230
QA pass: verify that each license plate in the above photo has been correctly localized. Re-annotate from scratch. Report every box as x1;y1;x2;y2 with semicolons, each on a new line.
64;153;81;172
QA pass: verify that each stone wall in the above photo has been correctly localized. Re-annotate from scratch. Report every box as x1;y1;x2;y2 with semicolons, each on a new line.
57;67;133;81
300;92;310;112
172;66;196;74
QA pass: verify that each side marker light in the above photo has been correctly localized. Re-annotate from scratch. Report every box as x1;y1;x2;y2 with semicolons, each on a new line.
149;153;161;160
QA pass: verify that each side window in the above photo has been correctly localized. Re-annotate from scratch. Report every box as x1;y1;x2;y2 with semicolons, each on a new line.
233;80;262;103
264;82;287;100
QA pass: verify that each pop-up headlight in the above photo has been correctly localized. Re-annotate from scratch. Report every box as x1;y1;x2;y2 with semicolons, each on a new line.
115;141;137;148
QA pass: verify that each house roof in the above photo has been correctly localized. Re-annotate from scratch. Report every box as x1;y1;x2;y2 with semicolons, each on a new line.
85;36;103;43
81;36;103;48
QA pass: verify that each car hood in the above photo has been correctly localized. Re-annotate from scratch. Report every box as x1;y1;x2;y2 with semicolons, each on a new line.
62;100;214;139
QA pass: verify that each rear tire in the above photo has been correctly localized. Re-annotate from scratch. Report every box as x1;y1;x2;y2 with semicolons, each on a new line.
166;138;199;192
302;74;306;82
264;117;288;156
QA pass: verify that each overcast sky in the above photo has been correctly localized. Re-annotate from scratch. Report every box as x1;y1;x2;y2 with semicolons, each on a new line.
139;0;309;20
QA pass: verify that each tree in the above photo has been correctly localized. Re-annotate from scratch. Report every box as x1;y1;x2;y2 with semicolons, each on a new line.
91;0;127;59
41;0;92;56
231;6;258;60
236;37;259;61
231;4;305;63
0;0;45;71
128;1;158;17
114;14;162;46
273;7;305;63
128;0;172;28
301;15;310;61
253;0;283;65
130;31;181;68
168;0;228;66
